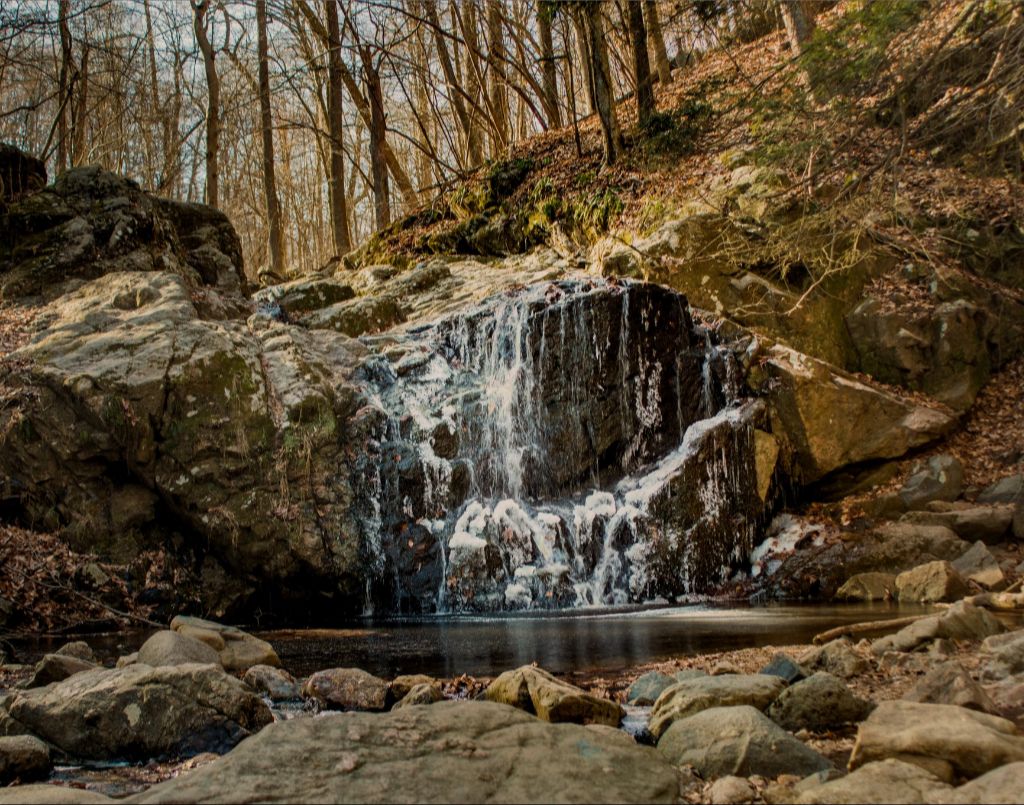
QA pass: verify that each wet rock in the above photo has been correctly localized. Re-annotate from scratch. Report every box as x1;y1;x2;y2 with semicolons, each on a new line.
895;561;969;602
850;700;1024;780
767;672;874;731
302;668;390;711
707;775;757;805
5;664;271;761
170;616;279;672
242;665;301;701
0;735;50;784
54;641;96;664
798;639;870;679
657;705;833;778
626;671;677;706
903;661;996;713
871;601;1005;654
252;277;355;316
303;295;407;336
0;785;114;804
138;630;222;668
835;572;897;602
952;541;1006;589
649;674;786;739
762;345;955;484
980;629;1024;681
390;674;437;701
759;653;807;684
485;666;623;727
129;700;680;804
792;758;951;804
392;683;443;709
902;507;1014;545
899;455;963;510
945;761;1024;803
26;654;97;688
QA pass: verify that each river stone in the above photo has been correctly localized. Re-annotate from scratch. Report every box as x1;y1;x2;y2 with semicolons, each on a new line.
485;666;624;727
170;616;279;671
793;759;951;804
762;345;955;484
0;785;114;804
54;642;96;663
951;541;1005;589
903;661;996;713
945;761;1024;804
5;663;272;761
835;572;897;602
128;700;679;804
707;775;757;805
0;735;50;784
241;665;301;701
302;668;390;711
767;672;874;731
798;639;870;679
138;630;222;668
895;561;969;602
759;652;807;684
392;683;443;709
980;629;1024;681
899;455;964;510
657;705;832;778
901;507;1014;545
391;674;437;700
849;700;1024;780
26;654;97;688
649;674;785;739
626;671;677;706
871;601;1005;654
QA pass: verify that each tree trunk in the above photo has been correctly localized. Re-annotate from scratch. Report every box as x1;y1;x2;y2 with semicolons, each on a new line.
460;1;486;163
570;10;596;114
579;3;621;165
486;0;510;152
57;0;72;172
325;0;351;255
71;39;89;165
256;0;285;278
643;1;672;85
361;48;391;231
192;0;220;207
627;0;656;127
538;5;561;128
780;0;816;55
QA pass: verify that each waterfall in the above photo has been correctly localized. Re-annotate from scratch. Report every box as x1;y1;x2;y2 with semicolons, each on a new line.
353;279;772;613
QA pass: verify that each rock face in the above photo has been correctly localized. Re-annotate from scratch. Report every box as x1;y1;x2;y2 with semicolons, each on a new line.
2;664;272;761
767;672;874;731
129;701;681;804
485;666;624;727
302;668;390;711
850;700;1024;781
0;735;50;784
649;674;785;739
656;705;832;778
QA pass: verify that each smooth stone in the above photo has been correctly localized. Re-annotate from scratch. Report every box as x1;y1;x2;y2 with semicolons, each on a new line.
0;785;114;803
53;642;96;664
138;630;222;668
903;661;997;713
302;668;390;711
656;705;833;778
128;701;681;804
768;672;874;732
835;572;896;602
0;735;50;784
895;561;969;603
649;674;785;739
626;672;677;706
485;666;624;727
793;758;951;804
951;542;1006;589
798;639;870;679
241;665;301;701
871;601;1005;654
391;683;443;709
26;654;97;688
391;674;437;700
5;664;272;761
707;775;757;805
850;700;1024;780
170;616;280;672
760;652;807;684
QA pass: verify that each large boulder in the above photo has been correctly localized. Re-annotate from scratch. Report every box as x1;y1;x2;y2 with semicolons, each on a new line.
485;666;624;727
656;705;832;778
850;700;1024;780
128;700;681;804
895;561;969;603
170;616;279;672
0;735;50;784
767;672;874;731
302;668;390;711
2;664;272;761
648;674;785;739
761;345;955;484
793;758;951;804
138;630;222;668
835;572;896;602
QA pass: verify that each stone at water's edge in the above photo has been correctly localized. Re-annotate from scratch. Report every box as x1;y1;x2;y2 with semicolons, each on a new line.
485;666;624;727
126;701;681;804
648;674;786;739
302;667;390;711
170;615;280;671
138;630;222;668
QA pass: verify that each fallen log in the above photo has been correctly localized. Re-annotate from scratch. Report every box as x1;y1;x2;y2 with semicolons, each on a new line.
812;614;933;645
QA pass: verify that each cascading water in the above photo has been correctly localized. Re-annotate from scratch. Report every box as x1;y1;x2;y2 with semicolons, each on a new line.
352;278;775;613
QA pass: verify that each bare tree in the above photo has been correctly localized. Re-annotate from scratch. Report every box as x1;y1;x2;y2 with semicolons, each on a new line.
627;0;655;127
192;0;220;207
644;1;671;85
576;2;621;164
256;0;284;277
537;3;561;128
325;0;351;255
